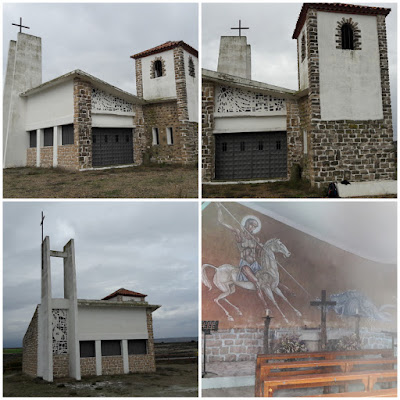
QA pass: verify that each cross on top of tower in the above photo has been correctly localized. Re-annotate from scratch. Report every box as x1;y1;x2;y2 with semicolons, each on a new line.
231;20;249;37
12;17;30;33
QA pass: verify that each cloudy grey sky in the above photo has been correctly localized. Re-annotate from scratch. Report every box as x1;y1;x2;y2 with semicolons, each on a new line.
202;2;397;137
3;202;198;348
3;3;198;94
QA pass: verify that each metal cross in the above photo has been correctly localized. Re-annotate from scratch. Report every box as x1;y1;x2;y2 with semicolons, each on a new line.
231;20;249;37
12;17;30;33
310;290;336;350
40;211;45;243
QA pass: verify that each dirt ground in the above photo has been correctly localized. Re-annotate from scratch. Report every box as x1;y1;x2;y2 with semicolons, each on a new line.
3;165;198;198
3;342;198;397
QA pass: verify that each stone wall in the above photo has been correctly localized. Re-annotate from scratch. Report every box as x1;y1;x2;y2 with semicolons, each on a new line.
80;357;97;376
128;354;156;373
102;355;124;375
205;328;394;363
74;78;92;169
201;81;215;182
22;307;38;377
40;147;53;168
135;58;143;99
53;354;69;378
27;148;36;167
58;144;80;170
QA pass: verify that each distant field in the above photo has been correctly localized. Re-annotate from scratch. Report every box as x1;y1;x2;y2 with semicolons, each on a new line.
4;348;22;354
4;342;198;397
3;165;198;199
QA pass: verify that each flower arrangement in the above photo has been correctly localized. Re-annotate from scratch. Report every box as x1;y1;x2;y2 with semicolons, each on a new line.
331;334;361;351
274;335;308;354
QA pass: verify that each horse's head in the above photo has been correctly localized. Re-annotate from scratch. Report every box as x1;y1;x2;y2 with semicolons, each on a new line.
264;238;291;258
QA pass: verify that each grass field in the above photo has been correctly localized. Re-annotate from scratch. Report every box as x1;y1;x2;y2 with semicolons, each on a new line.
3;165;198;199
4;342;198;397
4;348;23;354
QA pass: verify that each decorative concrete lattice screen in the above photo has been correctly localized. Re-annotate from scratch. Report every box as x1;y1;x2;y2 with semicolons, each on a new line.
52;309;68;354
92;88;133;113
215;86;286;114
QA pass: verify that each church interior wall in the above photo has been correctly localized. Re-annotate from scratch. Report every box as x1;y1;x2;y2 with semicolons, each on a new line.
141;50;177;101
318;12;383;121
183;49;198;122
24;81;74;131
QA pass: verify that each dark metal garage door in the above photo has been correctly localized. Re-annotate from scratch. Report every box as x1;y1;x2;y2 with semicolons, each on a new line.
215;132;287;180
92;128;133;167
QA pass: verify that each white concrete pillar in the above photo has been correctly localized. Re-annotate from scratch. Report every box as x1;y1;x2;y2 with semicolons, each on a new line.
52;126;60;167
95;340;102;375
36;128;43;167
122;339;129;374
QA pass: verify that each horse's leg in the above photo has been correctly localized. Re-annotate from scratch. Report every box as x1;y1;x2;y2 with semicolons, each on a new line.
214;284;236;321
223;284;242;316
263;286;289;323
273;286;302;317
241;265;269;309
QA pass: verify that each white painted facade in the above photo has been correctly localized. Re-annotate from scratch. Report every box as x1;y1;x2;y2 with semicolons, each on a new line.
183;49;198;122
298;25;309;90
141;49;177;100
217;36;251;79
78;305;149;341
318;11;383;120
214;116;287;134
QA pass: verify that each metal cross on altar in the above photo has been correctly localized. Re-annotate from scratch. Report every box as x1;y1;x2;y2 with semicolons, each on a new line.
231;20;249;37
310;290;336;350
12;17;30;33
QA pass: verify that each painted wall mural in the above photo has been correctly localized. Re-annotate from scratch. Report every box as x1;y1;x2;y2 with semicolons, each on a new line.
202;203;396;331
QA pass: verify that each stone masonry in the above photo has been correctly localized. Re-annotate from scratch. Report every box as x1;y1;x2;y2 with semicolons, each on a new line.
53;354;69;378
26;148;36;167
22;307;38;377
80;357;97;376
102;355;124;375
201;81;216;181
205;328;394;363
40;147;53;168
288;8;396;187
74;78;92;169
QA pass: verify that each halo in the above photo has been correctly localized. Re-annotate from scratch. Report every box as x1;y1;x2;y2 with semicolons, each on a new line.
241;215;261;233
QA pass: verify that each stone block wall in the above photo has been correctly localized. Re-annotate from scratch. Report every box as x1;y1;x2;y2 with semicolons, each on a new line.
201;81;215;182
58;144;80;170
74;78;92;169
135;58;143;99
53;354;69;378
40;147;53;168
22;307;38;377
101;355;124;375
27;148;36;167
80;357;97;376
128;354;156;373
205;328;394;363
133;105;146;165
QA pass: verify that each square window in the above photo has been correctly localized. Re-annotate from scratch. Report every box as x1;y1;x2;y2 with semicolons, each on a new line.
80;341;95;358
62;124;74;145
128;339;147;355
29;131;37;148
101;340;121;356
44;128;53;147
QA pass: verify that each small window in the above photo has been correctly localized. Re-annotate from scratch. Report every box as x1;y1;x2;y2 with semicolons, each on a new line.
166;127;174;145
276;140;281;150
222;142;227;152
80;341;95;358
188;57;195;78
128;339;147;355
43;128;53;147
62;124;74;145
152;128;159;145
258;141;263;151
303;130;308;154
301;34;306;62
240;142;245;151
101;340;121;356
115;135;119;143
154;60;163;77
29;131;37;148
341;23;354;50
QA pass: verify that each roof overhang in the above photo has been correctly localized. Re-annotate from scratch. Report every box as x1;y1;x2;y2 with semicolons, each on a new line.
202;68;297;99
20;69;145;105
131;40;198;59
293;3;391;39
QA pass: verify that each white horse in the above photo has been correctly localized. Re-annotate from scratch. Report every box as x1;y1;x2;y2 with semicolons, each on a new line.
202;238;302;323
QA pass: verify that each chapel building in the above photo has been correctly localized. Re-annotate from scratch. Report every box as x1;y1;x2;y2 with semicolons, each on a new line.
3;34;198;170
202;3;396;189
22;237;160;381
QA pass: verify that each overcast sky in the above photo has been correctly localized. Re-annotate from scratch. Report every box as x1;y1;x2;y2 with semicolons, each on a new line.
3;3;198;95
3;202;198;348
202;2;397;138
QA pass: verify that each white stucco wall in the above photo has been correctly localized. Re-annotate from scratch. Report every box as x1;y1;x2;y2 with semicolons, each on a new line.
318;11;383;120
217;36;251;79
298;25;309;90
142;49;177;100
25;80;74;131
77;306;149;341
92;113;134;128
214;115;286;133
184;50;198;122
